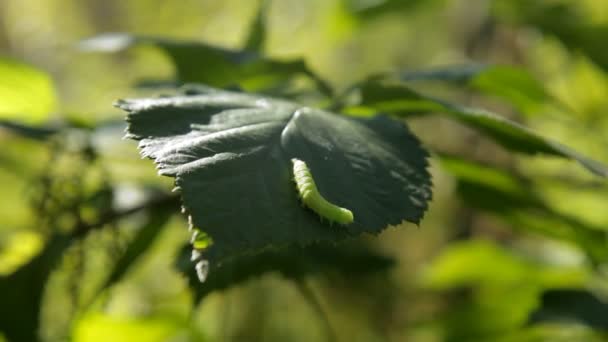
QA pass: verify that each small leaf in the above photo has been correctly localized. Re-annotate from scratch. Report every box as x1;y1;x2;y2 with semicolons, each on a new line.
355;81;608;177
118;86;432;264
0;57;56;123
0;120;59;141
529;289;608;330
244;0;269;52
80;33;332;96
396;64;487;83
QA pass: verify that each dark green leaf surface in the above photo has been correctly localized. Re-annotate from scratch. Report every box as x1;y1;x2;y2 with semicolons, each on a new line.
119;86;432;263
355;81;608;177
529;289;608;330
176;242;395;302
80;33;332;96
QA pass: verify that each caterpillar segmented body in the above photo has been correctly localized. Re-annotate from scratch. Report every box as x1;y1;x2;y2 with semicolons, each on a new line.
291;158;354;225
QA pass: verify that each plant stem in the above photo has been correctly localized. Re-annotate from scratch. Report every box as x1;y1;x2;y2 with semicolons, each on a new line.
293;279;337;342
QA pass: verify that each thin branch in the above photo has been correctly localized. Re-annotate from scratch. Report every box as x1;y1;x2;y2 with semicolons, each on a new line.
293;279;337;342
71;193;180;238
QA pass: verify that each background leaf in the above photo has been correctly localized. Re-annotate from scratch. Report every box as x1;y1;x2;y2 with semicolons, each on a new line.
354;81;608;177
0;120;60;141
421;239;590;341
243;0;269;52
80;33;332;96
390;64;550;116
0;57;56;123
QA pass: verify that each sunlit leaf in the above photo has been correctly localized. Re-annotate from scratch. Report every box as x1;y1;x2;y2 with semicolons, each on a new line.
422;239;587;290
392;64;550;116
438;286;540;341
119;85;432;265
470;66;549;116
0;231;44;276
0;57;56;123
73;313;198;342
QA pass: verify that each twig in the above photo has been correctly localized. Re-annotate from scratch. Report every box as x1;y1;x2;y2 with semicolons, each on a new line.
293;279;337;342
71;193;180;238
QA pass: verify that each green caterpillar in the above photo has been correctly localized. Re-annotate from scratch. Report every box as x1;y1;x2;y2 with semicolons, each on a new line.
291;158;354;225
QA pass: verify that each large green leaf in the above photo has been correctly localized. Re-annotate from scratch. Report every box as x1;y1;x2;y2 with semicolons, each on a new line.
118;85;432;265
80;33;332;96
353;81;608;177
0;57;56;123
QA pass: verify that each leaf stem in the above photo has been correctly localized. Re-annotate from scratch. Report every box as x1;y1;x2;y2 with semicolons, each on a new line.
293;279;337;342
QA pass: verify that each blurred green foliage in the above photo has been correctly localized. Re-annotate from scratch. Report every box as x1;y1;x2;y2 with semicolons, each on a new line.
0;58;56;123
1;0;608;341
